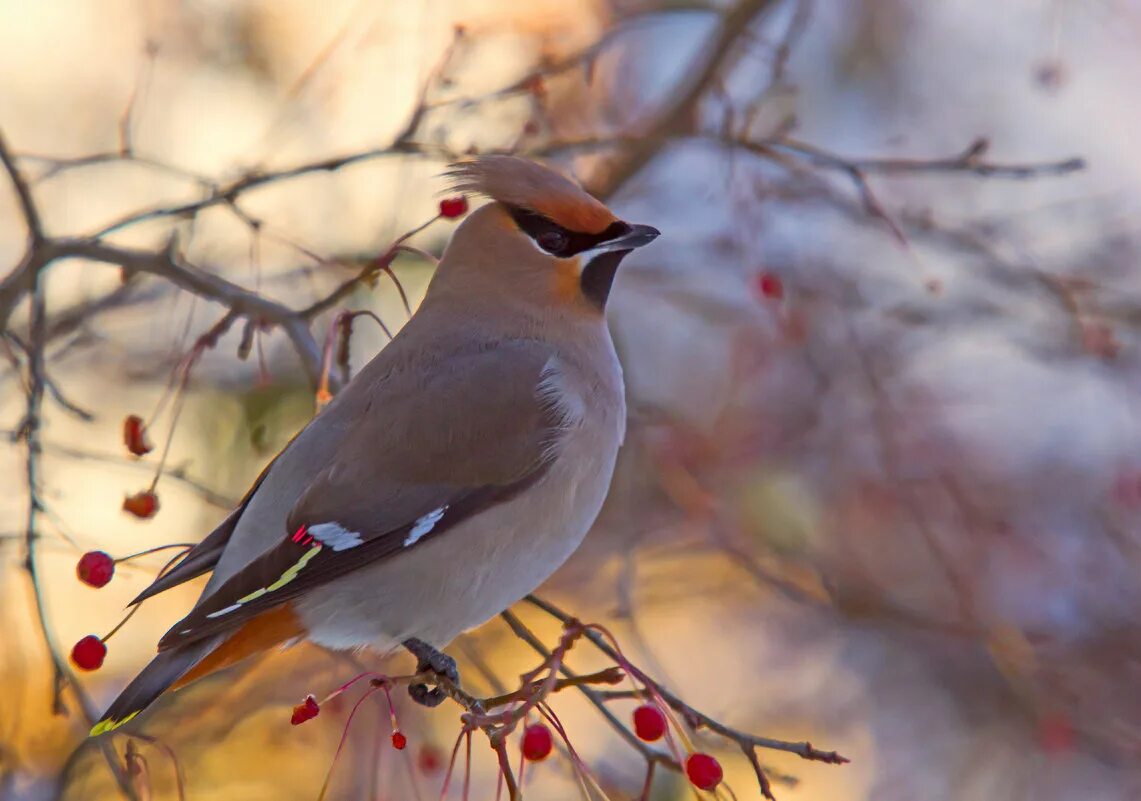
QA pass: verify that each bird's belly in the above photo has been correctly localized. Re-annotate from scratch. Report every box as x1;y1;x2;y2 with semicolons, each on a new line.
296;424;619;651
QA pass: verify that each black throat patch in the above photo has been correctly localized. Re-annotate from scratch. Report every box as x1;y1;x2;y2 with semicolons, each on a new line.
580;249;631;309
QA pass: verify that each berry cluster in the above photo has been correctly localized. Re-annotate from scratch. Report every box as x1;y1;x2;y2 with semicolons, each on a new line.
67;412;169;671
70;550;116;671
515;702;723;792
632;702;722;791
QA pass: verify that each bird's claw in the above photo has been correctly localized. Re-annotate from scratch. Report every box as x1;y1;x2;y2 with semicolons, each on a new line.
408;682;448;707
403;638;459;709
418;649;459;683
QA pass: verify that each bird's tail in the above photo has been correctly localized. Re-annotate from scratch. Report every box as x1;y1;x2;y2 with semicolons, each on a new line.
89;638;217;737
90;605;305;736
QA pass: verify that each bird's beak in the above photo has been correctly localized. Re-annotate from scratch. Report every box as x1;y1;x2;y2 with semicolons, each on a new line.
577;223;660;277
606;223;660;251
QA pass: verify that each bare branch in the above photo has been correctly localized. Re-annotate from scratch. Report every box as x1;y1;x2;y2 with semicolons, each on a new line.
765;135;1085;179
424;10;676;114
17;247;98;725
480;667;625;710
91;145;434;239
590;0;784;199
43;238;324;385
2;332;96;421
9;433;235;507
300;216;435;319
769;0;812;85
0;129;44;241
19;150;213;186
500;610;676;768
525;595;850;765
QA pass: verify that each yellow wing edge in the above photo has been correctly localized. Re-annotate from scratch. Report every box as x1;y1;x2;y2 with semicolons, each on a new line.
89;710;139;737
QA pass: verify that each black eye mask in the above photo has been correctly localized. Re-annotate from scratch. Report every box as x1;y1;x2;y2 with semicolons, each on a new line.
507;206;631;258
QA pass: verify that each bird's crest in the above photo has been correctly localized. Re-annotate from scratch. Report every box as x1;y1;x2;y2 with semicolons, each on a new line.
445;155;617;234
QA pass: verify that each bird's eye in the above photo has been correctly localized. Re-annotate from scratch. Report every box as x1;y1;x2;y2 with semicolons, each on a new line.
537;230;568;254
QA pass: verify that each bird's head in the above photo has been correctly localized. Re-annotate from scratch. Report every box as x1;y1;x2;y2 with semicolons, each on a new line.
434;155;659;312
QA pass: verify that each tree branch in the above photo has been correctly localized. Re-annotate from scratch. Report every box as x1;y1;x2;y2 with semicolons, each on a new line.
43;237;324;385
17;250;99;725
769;135;1085;179
0;129;44;241
525;595;849;765
590;0;784;199
91;144;427;238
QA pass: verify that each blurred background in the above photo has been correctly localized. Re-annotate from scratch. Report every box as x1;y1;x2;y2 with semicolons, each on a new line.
1;0;1138;798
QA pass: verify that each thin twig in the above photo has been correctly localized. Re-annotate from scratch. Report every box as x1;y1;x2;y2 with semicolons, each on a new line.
2;127;98;726
591;0;783;199
500;610;676;768
480;668;625;710
21;150;213;187
2;332;96;421
525;595;850;765
21;257;73;713
0;129;44;240
19;237;322;385
301;216;436;320
0;432;236;509
772;135;1085;179
90;145;430;239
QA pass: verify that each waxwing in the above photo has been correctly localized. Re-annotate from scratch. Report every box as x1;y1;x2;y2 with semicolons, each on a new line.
92;155;659;735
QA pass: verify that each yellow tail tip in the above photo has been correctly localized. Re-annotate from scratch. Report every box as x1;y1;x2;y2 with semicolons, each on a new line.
89;711;139;737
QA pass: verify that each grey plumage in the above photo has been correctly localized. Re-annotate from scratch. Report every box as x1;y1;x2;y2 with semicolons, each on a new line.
91;155;655;736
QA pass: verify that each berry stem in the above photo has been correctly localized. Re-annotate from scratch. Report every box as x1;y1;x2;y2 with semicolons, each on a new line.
103;548;192;641
489;733;520;801
100;604;142;642
113;543;194;564
463;729;472;801
317;684;383;801
438;726;467;799
538;703;605;799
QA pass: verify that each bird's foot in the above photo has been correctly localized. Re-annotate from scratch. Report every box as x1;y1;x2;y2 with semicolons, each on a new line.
402;638;459;708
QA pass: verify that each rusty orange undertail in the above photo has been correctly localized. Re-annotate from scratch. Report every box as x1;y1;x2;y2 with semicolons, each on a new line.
90;604;305;736
169;603;305;690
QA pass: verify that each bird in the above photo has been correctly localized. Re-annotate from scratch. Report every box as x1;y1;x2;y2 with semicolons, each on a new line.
90;155;660;736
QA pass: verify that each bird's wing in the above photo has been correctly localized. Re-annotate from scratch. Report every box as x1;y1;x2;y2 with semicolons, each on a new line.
128;453;283;606
157;340;577;650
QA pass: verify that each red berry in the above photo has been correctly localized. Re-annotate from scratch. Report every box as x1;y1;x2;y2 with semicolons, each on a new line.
122;490;159;519
1039;713;1075;754
521;723;553;761
70;635;107;671
291;694;320;725
1082;321;1120;359
438;197;468;219
685;753;723;791
122;414;153;456
391;731;407;750
632;704;667;742
755;272;784;300
417;743;444;774
523;75;547;98
76;550;115;588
